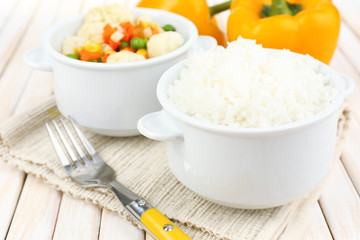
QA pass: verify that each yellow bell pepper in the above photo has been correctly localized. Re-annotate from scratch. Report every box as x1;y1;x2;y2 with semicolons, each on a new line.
137;0;227;46
227;0;340;64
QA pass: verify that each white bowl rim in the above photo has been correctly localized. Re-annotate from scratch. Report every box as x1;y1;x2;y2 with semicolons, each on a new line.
157;56;346;136
43;7;198;70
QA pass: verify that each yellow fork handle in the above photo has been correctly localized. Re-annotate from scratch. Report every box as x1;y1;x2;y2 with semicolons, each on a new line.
140;208;191;240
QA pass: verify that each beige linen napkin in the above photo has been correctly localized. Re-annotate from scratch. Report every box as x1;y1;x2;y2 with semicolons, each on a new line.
0;97;350;240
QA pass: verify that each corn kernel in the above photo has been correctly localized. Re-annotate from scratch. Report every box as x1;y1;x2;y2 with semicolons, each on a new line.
84;40;101;52
141;21;158;29
136;48;148;57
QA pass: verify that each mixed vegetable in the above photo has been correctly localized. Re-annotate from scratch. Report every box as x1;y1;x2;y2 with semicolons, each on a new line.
62;4;184;63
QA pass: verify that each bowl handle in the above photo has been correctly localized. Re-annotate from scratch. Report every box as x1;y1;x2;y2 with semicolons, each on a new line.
23;48;53;71
137;110;184;142
188;36;217;54
339;73;355;98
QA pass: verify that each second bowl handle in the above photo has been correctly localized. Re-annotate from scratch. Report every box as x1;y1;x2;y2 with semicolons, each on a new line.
137;110;184;142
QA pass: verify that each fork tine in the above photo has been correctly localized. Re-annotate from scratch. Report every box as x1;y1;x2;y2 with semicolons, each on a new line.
60;118;92;166
52;120;82;168
45;122;72;168
69;117;97;156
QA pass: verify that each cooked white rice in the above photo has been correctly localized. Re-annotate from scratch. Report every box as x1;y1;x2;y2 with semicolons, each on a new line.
167;38;337;128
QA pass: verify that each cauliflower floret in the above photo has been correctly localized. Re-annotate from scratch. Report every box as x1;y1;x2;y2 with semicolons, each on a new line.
76;22;106;43
147;32;184;58
102;4;134;23
84;7;103;23
85;4;133;24
135;13;152;25
62;36;87;55
106;51;145;63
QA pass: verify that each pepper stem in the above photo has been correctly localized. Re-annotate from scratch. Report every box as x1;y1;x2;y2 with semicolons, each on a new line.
269;0;293;16
209;0;301;19
209;0;232;18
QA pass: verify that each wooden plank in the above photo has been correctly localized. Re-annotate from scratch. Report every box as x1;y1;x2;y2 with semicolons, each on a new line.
341;118;360;195
0;47;55;240
146;233;155;240
0;0;62;121
319;162;360;239
6;175;61;240
0;0;73;238
6;0;106;239
0;0;41;75
12;0;85;115
13;71;53;115
330;49;360;122
330;49;360;85
333;0;360;38
337;23;360;74
302;202;333;240
0;163;25;240
329;38;360;197
0;0;20;33
52;194;101;240
99;209;145;240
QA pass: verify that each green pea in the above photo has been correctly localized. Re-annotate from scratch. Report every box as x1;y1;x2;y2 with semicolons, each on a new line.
119;41;129;50
162;24;176;31
66;54;79;59
130;37;146;50
89;58;98;62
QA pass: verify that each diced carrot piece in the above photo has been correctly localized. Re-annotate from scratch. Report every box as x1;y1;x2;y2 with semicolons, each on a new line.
120;21;134;41
80;48;101;61
120;21;133;31
133;23;145;38
102;54;110;63
103;24;117;44
122;32;132;42
109;39;121;51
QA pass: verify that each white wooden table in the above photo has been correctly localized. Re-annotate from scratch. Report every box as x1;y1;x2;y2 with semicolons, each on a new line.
0;0;359;239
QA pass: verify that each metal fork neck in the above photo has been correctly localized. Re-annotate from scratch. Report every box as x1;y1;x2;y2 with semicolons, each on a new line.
107;180;139;206
107;180;153;221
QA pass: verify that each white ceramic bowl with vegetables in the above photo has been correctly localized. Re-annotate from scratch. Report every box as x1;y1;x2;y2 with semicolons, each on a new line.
24;5;217;136
138;39;354;209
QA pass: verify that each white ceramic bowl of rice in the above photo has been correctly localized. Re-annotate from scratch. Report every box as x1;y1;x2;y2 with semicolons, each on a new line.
138;39;354;209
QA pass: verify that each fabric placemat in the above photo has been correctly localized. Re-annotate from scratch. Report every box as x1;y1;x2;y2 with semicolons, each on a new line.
0;97;350;240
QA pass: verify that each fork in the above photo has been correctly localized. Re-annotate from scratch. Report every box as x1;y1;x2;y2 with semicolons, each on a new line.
45;117;191;240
